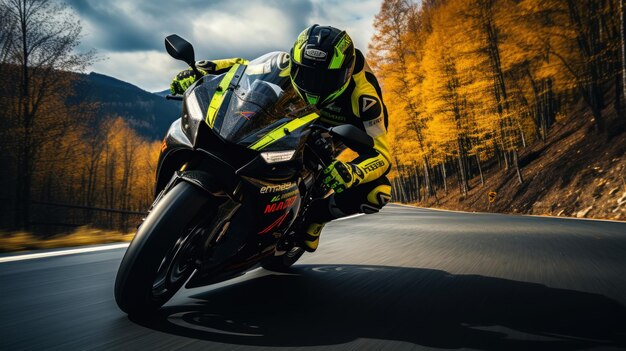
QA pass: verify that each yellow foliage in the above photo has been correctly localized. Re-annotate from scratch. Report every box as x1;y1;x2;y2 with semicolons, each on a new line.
369;0;606;183
0;227;134;253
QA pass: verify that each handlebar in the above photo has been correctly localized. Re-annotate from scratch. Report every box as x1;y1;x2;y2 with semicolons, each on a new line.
166;94;183;101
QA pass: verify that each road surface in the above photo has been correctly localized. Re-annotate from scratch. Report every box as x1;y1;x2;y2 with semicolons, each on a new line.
1;204;625;350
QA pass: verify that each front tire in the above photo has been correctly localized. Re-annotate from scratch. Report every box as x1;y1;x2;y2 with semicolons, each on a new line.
114;182;212;315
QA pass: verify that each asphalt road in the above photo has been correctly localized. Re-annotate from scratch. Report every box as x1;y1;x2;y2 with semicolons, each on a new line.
1;204;626;351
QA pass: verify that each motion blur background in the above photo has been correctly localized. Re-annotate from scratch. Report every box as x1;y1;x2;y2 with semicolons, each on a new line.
0;0;624;250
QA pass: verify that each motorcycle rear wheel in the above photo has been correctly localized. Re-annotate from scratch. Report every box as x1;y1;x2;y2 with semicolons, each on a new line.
114;182;212;316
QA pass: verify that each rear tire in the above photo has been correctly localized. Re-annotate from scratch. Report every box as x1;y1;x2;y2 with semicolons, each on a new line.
114;182;212;316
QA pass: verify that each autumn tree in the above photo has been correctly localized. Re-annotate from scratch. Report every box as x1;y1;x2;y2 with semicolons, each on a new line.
370;0;440;199
1;0;94;229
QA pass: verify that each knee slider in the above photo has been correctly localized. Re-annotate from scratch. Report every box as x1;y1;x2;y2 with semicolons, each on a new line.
360;184;392;214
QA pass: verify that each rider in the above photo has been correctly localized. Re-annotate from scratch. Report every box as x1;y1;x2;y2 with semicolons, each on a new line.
170;25;392;252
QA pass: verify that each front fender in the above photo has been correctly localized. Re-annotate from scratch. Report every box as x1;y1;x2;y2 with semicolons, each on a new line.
178;170;234;199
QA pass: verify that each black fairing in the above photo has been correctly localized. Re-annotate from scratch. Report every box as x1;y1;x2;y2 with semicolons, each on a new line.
155;52;320;285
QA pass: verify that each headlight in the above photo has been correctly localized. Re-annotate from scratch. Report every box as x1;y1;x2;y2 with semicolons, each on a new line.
185;89;204;121
260;150;296;164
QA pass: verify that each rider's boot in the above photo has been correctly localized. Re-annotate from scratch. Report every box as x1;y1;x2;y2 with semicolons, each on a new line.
301;222;327;252
297;196;347;252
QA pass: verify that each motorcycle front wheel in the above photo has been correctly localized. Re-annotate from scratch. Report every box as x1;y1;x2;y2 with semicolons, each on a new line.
262;246;305;272
114;182;213;316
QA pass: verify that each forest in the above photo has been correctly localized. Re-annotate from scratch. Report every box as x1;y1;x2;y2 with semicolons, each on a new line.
0;0;160;234
369;0;626;218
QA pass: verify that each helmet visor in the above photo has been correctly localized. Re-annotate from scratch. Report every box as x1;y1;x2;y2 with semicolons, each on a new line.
290;62;350;98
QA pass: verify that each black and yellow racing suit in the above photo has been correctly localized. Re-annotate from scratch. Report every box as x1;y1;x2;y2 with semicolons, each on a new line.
196;49;392;220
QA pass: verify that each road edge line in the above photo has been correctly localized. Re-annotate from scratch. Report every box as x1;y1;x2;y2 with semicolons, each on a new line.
389;203;625;224
0;242;130;263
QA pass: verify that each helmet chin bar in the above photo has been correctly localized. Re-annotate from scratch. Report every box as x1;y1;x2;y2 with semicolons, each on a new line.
290;76;351;107
320;79;351;106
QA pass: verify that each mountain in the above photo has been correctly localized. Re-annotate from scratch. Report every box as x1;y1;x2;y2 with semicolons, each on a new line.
153;89;171;97
71;73;181;140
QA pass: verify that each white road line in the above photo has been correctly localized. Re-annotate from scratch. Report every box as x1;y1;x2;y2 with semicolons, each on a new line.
333;213;365;221
0;216;365;264
389;203;626;224
0;243;130;263
0;216;365;263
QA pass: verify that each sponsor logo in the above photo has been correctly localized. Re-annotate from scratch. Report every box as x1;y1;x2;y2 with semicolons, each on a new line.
260;182;297;194
324;102;341;113
361;97;378;112
320;110;347;122
264;195;297;214
363;160;385;173
354;166;364;178
305;48;327;60
270;190;298;202
366;117;382;127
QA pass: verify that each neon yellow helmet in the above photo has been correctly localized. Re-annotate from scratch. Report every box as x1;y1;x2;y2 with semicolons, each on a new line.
289;25;356;107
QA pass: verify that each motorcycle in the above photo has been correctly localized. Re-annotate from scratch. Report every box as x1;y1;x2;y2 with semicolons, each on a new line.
114;35;373;315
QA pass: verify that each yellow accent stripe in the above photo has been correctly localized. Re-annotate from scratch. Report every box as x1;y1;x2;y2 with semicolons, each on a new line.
329;34;351;69
249;112;319;150
293;29;308;64
206;64;240;128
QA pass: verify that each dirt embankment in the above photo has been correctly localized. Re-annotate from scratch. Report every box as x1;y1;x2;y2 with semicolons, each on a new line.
415;101;626;221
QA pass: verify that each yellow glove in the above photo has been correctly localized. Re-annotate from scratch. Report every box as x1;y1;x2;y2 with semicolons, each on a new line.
169;68;206;95
322;160;365;193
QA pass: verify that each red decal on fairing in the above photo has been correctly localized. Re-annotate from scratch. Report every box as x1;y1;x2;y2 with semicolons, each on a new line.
259;211;289;235
263;196;297;214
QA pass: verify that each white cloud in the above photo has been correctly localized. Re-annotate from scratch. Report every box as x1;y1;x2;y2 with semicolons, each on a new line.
82;0;383;91
309;0;382;55
191;4;294;56
90;51;183;92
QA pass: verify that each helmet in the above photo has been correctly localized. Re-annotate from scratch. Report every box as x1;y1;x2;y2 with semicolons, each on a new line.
289;25;356;106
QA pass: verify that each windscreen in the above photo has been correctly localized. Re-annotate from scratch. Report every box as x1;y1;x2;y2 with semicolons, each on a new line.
199;52;308;145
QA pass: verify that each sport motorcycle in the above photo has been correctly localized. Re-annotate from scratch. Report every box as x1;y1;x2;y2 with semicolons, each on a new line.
114;35;373;315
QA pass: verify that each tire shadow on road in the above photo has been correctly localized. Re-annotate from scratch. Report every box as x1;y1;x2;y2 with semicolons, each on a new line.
131;264;626;350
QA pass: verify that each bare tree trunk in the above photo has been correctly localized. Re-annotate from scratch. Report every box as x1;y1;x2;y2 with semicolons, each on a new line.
441;161;447;194
513;150;523;184
423;157;434;198
413;164;421;202
475;154;484;186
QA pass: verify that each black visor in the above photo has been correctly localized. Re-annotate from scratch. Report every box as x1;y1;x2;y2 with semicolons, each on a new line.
290;62;350;98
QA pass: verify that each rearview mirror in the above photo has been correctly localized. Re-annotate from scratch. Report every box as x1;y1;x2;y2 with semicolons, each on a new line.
165;34;195;66
329;125;374;154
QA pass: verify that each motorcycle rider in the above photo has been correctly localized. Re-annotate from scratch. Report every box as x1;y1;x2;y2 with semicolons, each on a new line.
170;25;392;252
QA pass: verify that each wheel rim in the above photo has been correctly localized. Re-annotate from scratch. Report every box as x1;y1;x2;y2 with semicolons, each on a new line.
151;223;207;299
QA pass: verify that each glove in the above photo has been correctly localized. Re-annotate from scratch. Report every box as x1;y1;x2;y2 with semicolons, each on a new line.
169;68;206;95
322;160;365;193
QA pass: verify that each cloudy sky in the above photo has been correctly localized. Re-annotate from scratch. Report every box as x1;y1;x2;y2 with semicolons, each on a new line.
66;0;383;92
